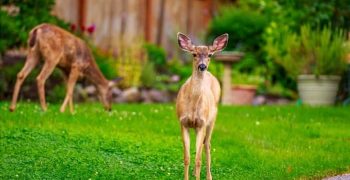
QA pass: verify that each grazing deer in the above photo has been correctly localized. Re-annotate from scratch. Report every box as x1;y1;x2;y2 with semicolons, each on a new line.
176;33;228;180
9;23;118;113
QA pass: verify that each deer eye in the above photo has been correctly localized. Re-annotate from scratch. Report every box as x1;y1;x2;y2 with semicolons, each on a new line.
208;54;212;57
193;54;197;57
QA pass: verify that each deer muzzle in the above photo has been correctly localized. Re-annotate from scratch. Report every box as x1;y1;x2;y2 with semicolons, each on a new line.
198;64;207;72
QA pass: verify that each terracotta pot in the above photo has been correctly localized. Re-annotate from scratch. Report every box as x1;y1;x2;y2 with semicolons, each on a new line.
231;85;257;105
297;75;341;105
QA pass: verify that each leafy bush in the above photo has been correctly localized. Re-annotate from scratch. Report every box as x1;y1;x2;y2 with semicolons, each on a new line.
140;62;157;88
167;58;192;80
231;68;265;86
116;42;145;88
0;0;68;53
91;48;117;80
143;43;166;71
208;7;268;52
265;24;349;79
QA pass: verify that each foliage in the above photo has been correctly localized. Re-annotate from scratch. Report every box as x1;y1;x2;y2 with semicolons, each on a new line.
143;43;167;71
208;7;268;52
116;41;145;88
91;48;117;80
208;60;224;81
265;24;349;78
1;102;350;179
167;58;192;80
0;0;68;53
231;68;265;86
275;0;350;31
236;0;350;31
261;82;297;98
140;62;157;88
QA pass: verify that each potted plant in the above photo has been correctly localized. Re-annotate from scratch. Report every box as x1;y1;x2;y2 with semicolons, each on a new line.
265;24;349;105
231;69;265;105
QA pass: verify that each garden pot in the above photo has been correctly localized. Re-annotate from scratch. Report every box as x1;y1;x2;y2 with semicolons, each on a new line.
231;85;257;105
297;75;341;105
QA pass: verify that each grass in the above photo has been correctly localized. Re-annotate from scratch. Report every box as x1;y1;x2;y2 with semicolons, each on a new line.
0;102;349;179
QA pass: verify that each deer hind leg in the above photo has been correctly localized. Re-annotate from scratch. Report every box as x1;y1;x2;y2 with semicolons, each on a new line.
194;125;206;180
36;59;59;111
204;124;215;180
62;72;74;113
181;126;191;180
9;49;39;112
60;65;79;113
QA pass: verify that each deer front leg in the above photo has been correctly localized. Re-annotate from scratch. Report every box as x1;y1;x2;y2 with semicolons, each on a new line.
181;125;191;180
205;124;214;180
60;66;79;113
195;125;206;180
36;61;57;111
10;49;39;112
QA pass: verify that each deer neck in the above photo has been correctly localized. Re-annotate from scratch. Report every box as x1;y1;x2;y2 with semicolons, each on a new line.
190;70;207;95
85;61;109;90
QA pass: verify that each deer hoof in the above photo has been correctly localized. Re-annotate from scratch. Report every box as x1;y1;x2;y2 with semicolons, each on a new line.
9;106;15;112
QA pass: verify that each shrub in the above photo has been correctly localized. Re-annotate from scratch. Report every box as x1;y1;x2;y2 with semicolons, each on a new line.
91;47;117;80
265;24;349;79
208;7;268;52
116;41;145;88
0;0;68;53
140;62;157;88
143;43;166;71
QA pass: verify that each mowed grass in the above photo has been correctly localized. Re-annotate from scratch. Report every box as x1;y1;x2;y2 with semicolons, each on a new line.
0;102;349;179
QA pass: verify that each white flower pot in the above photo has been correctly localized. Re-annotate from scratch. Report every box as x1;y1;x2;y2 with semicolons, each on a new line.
297;75;341;105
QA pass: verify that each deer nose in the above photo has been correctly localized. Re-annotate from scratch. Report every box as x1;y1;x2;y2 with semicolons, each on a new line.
198;64;207;71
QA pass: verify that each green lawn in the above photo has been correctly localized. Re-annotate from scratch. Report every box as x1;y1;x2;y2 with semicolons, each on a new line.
0;102;349;179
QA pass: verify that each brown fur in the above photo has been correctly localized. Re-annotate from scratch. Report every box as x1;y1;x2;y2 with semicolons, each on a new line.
176;33;228;180
9;23;115;113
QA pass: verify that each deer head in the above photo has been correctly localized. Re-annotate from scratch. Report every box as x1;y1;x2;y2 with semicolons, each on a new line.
177;33;228;73
97;78;121;111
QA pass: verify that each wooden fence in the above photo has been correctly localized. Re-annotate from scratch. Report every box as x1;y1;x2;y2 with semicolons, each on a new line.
53;0;215;55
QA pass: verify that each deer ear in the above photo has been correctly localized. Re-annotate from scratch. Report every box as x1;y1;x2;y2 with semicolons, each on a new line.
210;33;229;53
108;77;123;87
177;32;195;52
108;81;115;88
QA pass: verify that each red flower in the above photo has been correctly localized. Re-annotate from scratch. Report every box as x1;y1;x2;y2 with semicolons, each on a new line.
87;24;96;34
70;24;76;31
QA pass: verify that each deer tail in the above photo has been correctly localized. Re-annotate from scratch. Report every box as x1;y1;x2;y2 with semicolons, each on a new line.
28;28;38;48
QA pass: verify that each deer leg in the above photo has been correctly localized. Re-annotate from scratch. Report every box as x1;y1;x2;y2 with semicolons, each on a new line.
195;126;206;180
62;73;74;113
69;96;74;113
60;66;79;113
36;61;57;111
10;49;39;112
205;124;214;180
181;125;190;180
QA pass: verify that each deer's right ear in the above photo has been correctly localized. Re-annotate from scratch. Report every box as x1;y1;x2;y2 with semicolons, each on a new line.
177;32;195;52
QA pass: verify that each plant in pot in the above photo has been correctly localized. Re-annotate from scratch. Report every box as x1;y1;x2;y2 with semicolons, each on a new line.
231;68;265;105
265;24;349;105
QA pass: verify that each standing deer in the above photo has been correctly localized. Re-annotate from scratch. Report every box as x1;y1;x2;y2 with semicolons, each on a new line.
176;33;228;180
9;23;118;113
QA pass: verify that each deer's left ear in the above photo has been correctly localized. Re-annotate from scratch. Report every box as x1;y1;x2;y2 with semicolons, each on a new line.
108;77;123;87
108;81;115;88
177;32;195;52
209;33;229;53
